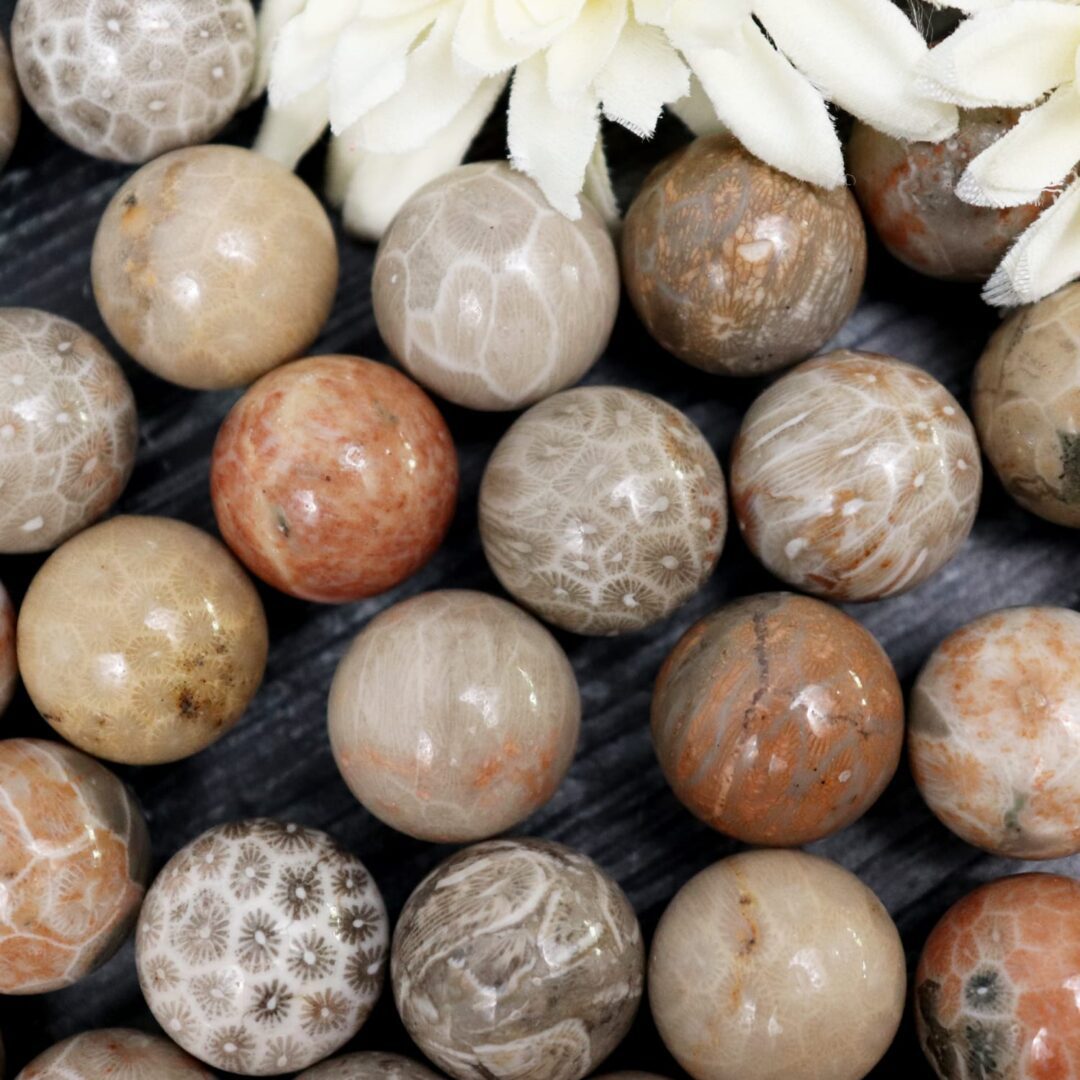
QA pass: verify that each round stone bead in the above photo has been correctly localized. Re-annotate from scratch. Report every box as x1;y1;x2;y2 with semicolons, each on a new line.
296;1053;442;1079
973;282;1080;527
479;386;727;635
0;738;150;994
211;355;458;603
373;161;619;411
652;592;904;845
137;819;389;1077
0;33;19;171
730;350;981;602
92;145;338;390
15;1029;213;1079
392;838;644;1080
594;1075;672;1079
916;873;1080;1080
849;110;1050;283
0;308;137;553
18;515;268;765
11;0;255;163
910;606;1080;859
0;579;17;716
328;590;580;842
649;850;906;1080
622;134;866;377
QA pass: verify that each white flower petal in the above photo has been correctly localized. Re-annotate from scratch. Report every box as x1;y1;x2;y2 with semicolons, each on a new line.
928;0;1009;9
921;2;1080;107
545;0;626;106
339;74;507;239
632;0;673;27
984;177;1080;306
669;74;726;136
455;0;538;73
686;19;844;188
250;0;307;101
664;0;753;49
494;0;583;49
753;0;958;142
254;83;329;169
508;52;600;217
583;134;620;225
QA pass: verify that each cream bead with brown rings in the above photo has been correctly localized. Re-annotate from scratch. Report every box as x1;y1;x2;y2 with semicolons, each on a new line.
373;162;620;411
329;590;580;842
0;34;19;172
91;144;338;390
18;515;268;765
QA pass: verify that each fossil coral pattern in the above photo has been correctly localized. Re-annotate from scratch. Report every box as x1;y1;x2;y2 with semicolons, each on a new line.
0;33;19;170
136;819;388;1076
392;838;644;1080
16;1028;214;1078
479;386;727;635
296;1052;442;1080
730;350;981;601
0;739;150;994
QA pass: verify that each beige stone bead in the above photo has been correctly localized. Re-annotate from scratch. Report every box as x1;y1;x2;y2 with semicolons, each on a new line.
15;1029;213;1078
0;579;16;716
0;33;19;171
296;1053;442;1079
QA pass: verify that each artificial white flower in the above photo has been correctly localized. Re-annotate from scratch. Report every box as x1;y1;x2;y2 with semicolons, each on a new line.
924;0;1080;306
254;0;958;240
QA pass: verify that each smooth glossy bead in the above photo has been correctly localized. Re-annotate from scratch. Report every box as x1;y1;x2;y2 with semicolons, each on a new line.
16;1029;213;1079
296;1053;442;1079
0;33;19;171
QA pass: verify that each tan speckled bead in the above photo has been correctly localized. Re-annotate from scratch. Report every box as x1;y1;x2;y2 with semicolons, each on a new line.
0;580;16;716
296;1053;442;1079
730;350;981;602
649;850;906;1080
16;1029;213;1078
329;590;580;842
91;145;338;390
373;162;619;411
18;515;268;765
622;134;867;377
0;33;19;171
11;0;255;164
973;282;1080;528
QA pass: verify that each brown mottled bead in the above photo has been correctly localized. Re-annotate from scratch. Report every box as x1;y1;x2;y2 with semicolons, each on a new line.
0;33;19;172
621;134;867;377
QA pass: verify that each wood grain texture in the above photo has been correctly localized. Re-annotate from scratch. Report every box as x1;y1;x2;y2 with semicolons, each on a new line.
1;5;1078;1076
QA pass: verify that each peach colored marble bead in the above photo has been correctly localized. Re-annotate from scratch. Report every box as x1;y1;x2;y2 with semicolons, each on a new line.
973;282;1080;528
11;0;255;164
730;350;981;602
479;386;727;636
652;593;903;846
910;606;1080;859
18;515;268;765
211;355;458;604
0;308;137;554
0;738;150;994
91;145;338;390
0;579;17;716
0;33;19;171
849;111;1050;283
916;873;1080;1080
649;850;906;1080
296;1053;442;1079
373;162;619;411
16;1029;214;1078
329;590;580;842
622;134;867;377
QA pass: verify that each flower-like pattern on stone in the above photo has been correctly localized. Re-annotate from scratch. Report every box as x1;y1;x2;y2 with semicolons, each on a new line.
137;819;388;1076
916;873;1080;1080
0;579;16;716
11;0;255;163
479;386;727;636
296;1052;442;1079
730;350;981;602
0;33;19;172
15;1028;214;1078
0;308;136;554
0;739;150;994
392;838;644;1080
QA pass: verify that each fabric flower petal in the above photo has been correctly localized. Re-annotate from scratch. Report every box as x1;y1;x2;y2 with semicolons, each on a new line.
669;74;726;136
268;0;363;105
455;0;540;74
583;134;620;224
664;0;754;48
545;0;626;106
254;83;329;169
250;0;307;101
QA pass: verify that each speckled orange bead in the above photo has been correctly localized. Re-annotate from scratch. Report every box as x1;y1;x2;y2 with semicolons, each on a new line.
622;134;867;377
916;873;1080;1080
211;355;458;604
652;593;903;845
0;33;19;172
0;579;16;716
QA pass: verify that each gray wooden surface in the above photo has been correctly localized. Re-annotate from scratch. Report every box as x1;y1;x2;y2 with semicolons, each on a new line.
1;5;1077;1076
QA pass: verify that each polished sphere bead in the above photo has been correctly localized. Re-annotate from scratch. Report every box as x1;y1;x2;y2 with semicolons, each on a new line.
328;590;580;842
973;282;1080;527
91;145;338;390
137;819;389;1076
730;350;981;602
649;849;906;1080
916;873;1080;1080
910;606;1080;859
296;1053;442;1079
622;134;866;377
392;838;644;1080
0;579;16;716
0;33;19;171
594;1075;671;1079
849;110;1049;283
211;355;458;603
0;738;150;994
18;515;268;765
479;386;727;635
373;161;619;411
15;1029;213;1079
652;592;903;845
0;307;137;553
11;0;255;163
